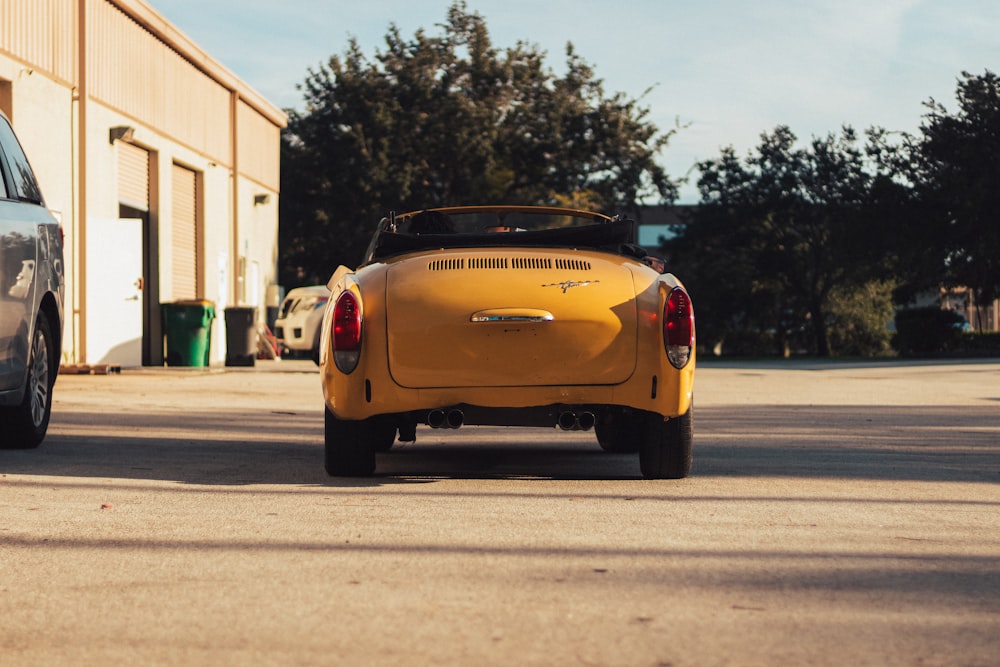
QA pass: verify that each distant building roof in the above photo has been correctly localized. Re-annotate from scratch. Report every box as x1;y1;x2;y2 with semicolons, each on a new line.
626;205;696;252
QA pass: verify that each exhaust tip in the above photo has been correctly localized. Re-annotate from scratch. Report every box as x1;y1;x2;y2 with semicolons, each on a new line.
558;411;578;431
427;409;446;428
446;409;464;429
428;408;464;429
577;411;596;431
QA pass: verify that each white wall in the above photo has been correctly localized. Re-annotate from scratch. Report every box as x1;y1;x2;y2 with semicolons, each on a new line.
1;56;76;361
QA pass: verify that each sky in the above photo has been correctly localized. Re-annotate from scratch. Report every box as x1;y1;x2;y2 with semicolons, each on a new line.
154;0;999;202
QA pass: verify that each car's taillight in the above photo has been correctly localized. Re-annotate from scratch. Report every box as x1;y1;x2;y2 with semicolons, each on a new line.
664;287;694;369
332;291;362;373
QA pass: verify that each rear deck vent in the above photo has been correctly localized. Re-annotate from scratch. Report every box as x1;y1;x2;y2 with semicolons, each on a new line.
427;257;593;271
428;258;466;271
468;257;509;269
555;259;592;271
512;257;552;270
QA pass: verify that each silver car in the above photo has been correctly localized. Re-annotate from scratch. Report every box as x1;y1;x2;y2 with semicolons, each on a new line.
0;111;64;448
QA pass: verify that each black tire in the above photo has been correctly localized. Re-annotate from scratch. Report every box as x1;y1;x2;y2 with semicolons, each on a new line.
638;407;693;479
594;410;641;453
372;420;397;452
310;331;322;366
0;315;56;450
324;407;383;476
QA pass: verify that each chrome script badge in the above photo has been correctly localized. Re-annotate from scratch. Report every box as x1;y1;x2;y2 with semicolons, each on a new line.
541;279;600;293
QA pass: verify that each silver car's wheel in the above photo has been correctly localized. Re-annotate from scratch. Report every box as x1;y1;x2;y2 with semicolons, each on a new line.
638;407;693;479
0;316;55;449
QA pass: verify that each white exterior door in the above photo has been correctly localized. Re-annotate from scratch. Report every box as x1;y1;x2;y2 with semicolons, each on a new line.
86;217;143;366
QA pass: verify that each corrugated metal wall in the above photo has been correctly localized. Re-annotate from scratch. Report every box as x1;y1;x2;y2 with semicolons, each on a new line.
238;98;280;189
1;0;283;190
88;0;233;167
0;0;77;84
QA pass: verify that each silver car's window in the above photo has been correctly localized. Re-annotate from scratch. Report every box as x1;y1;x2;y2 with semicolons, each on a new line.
0;116;43;204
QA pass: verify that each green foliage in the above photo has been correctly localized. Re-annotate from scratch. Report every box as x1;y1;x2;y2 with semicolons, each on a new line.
666;71;1000;357
825;281;895;357
666;126;894;357
279;2;676;284
871;70;1000;310
959;332;1000;356
918;71;1000;305
892;307;965;357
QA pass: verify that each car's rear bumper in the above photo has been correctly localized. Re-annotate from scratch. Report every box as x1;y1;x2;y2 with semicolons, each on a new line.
321;361;694;423
274;320;318;352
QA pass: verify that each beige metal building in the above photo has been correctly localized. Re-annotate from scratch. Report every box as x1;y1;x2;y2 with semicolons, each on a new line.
1;0;287;366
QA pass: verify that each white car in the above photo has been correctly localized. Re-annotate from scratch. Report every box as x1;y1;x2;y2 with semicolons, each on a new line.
274;285;329;363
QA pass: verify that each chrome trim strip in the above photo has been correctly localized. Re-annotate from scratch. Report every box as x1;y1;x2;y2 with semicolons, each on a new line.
470;311;554;323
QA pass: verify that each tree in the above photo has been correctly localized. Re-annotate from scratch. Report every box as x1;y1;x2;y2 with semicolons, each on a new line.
887;70;1000;329
666;126;894;356
279;2;677;284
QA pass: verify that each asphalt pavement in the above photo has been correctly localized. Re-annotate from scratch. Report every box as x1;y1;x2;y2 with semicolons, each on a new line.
1;358;998;666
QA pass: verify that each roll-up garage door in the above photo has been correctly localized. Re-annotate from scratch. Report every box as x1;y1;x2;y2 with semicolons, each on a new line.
117;142;149;210
171;163;199;300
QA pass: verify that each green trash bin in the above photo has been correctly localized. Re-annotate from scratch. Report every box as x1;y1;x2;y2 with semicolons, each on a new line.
162;300;215;367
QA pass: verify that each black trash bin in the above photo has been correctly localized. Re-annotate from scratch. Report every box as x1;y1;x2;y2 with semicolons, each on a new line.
224;306;257;367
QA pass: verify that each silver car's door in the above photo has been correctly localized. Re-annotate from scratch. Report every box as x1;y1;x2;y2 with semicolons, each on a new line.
0;187;39;393
0;114;42;393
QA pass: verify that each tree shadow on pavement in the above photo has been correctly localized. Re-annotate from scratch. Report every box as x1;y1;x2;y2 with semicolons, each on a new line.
2;404;996;485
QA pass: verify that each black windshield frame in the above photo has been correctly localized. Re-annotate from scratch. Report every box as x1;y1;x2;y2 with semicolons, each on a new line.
362;207;638;264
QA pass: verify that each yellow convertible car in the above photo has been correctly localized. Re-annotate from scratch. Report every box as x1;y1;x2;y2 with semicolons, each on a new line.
319;206;695;478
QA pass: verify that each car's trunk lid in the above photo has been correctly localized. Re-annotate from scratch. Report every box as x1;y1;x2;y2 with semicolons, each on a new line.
384;249;638;388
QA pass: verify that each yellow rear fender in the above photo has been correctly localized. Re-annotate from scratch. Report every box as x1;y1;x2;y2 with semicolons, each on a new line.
657;273;696;416
319;266;359;370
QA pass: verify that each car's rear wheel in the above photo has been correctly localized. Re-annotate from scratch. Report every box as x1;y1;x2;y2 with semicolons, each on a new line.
1;315;56;450
373;420;397;452
324;408;392;476
595;410;641;453
638;407;693;479
310;331;321;366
